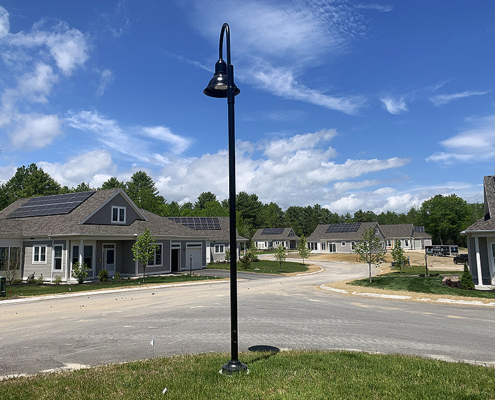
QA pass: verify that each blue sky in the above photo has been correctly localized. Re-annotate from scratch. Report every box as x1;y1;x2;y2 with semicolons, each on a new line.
0;1;494;214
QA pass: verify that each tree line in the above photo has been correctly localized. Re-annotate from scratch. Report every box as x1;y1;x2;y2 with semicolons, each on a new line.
0;164;484;247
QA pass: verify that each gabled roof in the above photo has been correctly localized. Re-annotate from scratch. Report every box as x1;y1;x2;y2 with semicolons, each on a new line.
380;224;414;239
0;189;199;238
308;222;380;241
168;217;248;241
464;175;495;233
252;227;299;241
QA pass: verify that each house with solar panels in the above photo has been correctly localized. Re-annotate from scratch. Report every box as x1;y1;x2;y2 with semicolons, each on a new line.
0;188;246;283
251;228;300;250
307;222;385;253
307;222;432;253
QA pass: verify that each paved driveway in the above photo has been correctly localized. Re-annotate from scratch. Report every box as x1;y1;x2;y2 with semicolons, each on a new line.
1;260;494;377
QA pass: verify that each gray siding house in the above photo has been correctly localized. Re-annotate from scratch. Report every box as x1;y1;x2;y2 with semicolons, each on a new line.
463;175;495;288
252;228;299;250
0;189;244;283
307;222;431;254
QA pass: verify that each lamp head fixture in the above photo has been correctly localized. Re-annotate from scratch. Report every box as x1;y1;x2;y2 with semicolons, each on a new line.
203;59;240;98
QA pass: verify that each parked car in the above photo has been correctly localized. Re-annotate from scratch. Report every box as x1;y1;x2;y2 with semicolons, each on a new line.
453;254;469;265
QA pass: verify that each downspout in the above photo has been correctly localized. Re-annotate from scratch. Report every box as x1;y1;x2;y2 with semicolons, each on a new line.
475;236;483;286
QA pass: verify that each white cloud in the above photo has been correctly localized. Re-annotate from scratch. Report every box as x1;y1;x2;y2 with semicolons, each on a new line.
0;164;16;184
38;150;115;187
95;69;114;96
355;4;394;12
333;180;381;192
187;0;368;114
427;113;495;163
10;113;62;149
153;129;410;209
0;6;9;38
142;127;191;155
430;90;488;106
380;97;408;114
251;65;366;115
66;110;191;162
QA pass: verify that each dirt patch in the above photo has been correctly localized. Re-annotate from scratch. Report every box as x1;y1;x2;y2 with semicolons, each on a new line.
288;250;464;271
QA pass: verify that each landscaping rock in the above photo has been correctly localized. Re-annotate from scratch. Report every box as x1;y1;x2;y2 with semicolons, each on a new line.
442;276;461;288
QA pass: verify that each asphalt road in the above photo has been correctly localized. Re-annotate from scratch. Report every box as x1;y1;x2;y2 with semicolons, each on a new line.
1;260;495;378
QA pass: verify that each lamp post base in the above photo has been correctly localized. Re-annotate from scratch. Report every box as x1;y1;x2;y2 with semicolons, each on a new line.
220;359;248;375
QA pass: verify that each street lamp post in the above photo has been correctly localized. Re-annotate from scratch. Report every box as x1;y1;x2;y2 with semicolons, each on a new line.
204;23;247;374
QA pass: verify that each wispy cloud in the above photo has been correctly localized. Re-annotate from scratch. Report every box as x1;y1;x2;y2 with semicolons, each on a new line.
241;109;306;122
430;90;488;106
66;110;191;163
185;0;368;114
355;4;393;12
380;96;408;114
95;68;115;96
427;113;495;163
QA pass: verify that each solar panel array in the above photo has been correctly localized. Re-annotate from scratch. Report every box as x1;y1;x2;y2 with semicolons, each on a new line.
169;217;221;230
261;228;285;235
325;223;361;234
6;191;95;219
414;226;425;233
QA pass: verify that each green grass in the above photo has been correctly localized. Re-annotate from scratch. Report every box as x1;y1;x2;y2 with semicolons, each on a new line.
388;265;459;275
1;275;220;300
350;274;495;299
2;351;495;399
207;259;308;274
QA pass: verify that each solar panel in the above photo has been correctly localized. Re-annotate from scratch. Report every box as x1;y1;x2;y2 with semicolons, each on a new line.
414;226;425;233
325;223;361;234
168;217;221;230
261;228;284;235
6;191;95;219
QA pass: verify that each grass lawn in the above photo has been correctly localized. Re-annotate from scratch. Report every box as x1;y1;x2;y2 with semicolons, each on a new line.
207;259;308;274
1;275;221;300
350;267;495;299
2;351;495;399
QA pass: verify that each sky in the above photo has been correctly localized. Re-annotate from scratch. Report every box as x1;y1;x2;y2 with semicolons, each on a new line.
0;1;494;215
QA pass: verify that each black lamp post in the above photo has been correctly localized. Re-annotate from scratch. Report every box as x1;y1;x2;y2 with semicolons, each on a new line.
204;23;247;374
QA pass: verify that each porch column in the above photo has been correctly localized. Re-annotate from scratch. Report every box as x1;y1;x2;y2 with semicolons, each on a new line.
79;239;84;265
475;236;483;286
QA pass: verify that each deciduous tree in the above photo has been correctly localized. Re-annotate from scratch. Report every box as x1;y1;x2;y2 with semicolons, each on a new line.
297;235;311;265
274;243;287;272
353;227;386;282
132;227;158;283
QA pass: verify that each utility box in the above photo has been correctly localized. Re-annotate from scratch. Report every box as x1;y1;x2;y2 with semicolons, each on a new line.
0;276;6;297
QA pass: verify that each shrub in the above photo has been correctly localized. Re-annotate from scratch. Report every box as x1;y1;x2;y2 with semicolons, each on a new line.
113;272;121;282
36;275;44;285
12;279;22;285
53;275;62;285
225;248;231;263
71;262;89;284
461;263;475;290
239;255;252;269
98;269;109;283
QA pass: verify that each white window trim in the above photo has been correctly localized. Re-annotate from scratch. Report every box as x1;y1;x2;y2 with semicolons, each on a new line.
214;244;225;254
111;206;126;224
33;244;47;264
149;243;163;266
53;244;63;271
341;241;346;247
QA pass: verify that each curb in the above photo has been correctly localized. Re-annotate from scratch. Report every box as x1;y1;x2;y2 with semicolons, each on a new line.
320;285;495;307
0;279;230;305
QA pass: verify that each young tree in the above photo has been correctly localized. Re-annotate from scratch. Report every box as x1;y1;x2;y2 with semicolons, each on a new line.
132;227;158;283
274;243;287;272
353;227;386;282
391;240;406;272
297;235;311;265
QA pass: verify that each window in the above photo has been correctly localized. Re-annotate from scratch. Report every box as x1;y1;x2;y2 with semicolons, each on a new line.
404;239;409;247
321;242;326;251
111;206;126;223
329;243;336;253
386;240;391;247
149;244;163;266
54;245;62;270
351;241;356;250
214;244;225;254
341;241;346;247
33;245;47;263
309;242;318;251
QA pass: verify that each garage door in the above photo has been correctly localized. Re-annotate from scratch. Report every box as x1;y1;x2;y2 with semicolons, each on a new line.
185;246;202;270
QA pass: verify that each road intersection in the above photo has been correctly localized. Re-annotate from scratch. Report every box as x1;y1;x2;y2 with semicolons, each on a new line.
1;259;495;378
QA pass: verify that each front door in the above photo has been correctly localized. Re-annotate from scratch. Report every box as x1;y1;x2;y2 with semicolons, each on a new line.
103;244;115;275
